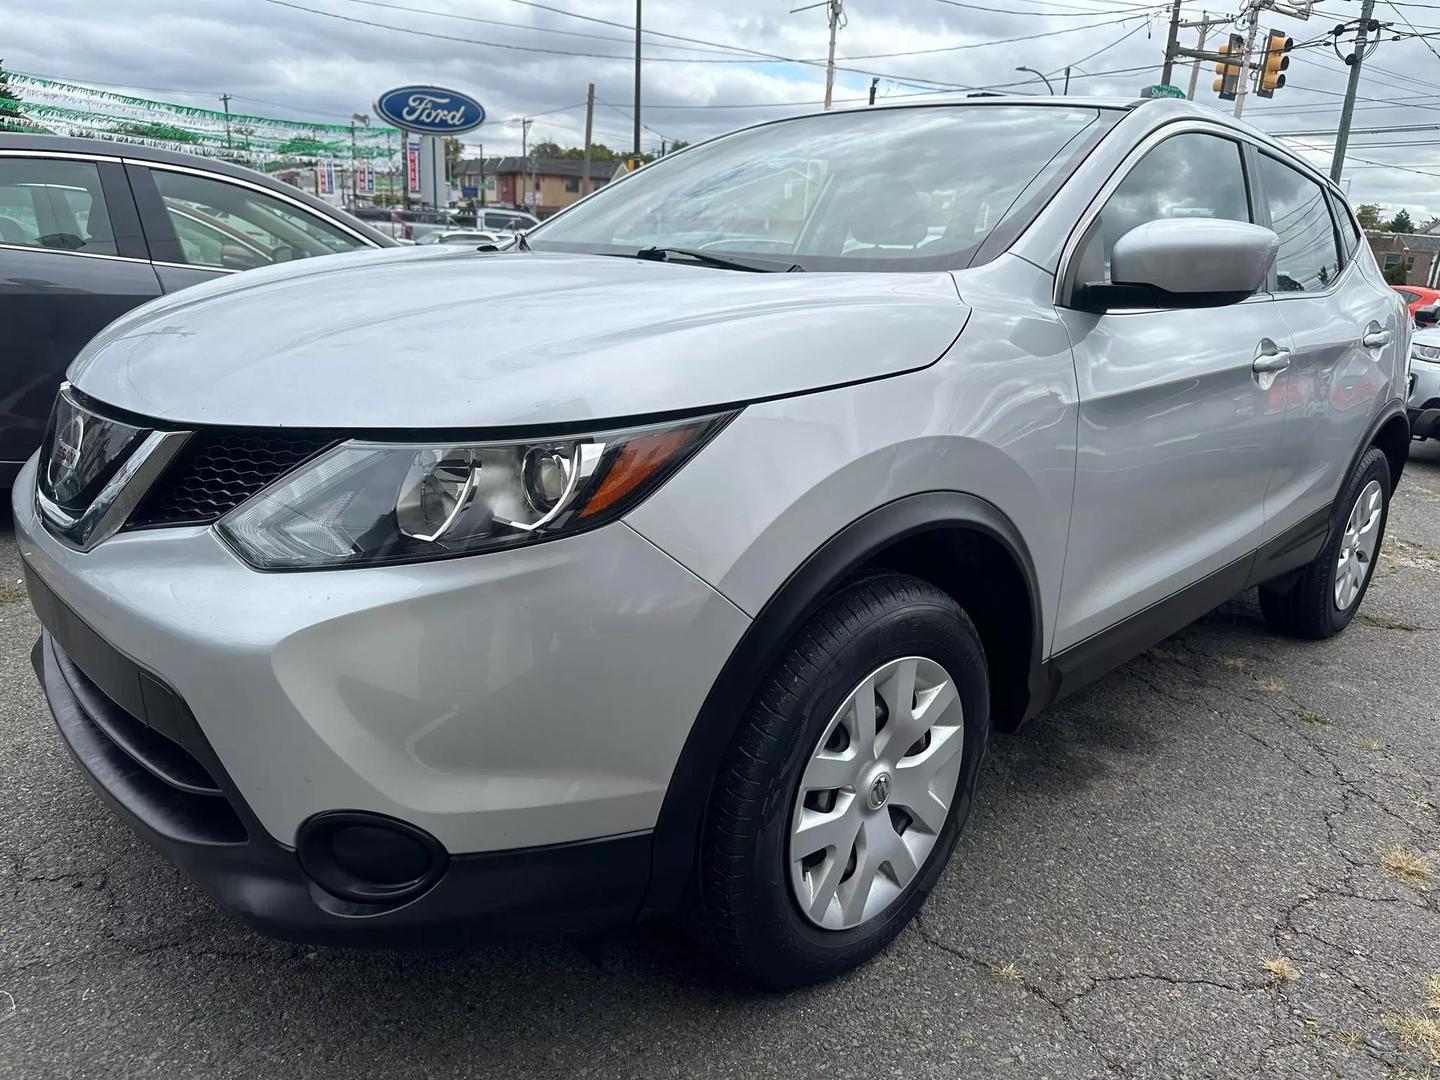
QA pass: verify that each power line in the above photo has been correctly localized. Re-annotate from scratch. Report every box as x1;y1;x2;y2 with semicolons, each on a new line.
328;0;751;56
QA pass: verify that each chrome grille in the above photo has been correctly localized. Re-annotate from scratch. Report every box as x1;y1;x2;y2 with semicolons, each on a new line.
35;387;188;551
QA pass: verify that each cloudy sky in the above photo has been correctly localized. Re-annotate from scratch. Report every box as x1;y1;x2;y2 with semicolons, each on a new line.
5;0;1440;218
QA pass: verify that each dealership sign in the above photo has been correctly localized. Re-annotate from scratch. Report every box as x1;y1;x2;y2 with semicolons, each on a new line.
375;86;485;134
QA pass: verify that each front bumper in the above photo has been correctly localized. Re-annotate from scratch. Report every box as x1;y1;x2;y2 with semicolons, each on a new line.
1409;357;1440;436
32;627;649;945
13;455;749;942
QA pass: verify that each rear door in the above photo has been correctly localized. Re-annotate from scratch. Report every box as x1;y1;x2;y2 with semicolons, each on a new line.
0;152;159;473
126;163;378;292
1053;126;1292;650
1255;153;1404;543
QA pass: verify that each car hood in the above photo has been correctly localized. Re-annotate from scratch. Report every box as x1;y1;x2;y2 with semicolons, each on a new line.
69;248;968;430
1413;324;1440;349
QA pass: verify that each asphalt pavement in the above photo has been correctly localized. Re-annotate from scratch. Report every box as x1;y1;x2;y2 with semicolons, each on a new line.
2;444;1439;1080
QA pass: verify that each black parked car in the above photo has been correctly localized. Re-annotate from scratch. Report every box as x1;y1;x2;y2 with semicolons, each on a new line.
0;135;394;486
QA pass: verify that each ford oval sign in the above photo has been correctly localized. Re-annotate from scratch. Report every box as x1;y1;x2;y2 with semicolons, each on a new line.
375;86;485;135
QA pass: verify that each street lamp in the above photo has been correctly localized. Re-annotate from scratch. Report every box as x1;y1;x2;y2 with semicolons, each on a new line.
1015;66;1055;95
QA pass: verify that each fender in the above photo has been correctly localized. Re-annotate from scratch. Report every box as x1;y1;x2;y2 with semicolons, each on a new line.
640;490;1047;919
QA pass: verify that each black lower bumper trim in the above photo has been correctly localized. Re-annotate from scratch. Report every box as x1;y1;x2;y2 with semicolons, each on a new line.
1409;406;1440;439
33;628;651;947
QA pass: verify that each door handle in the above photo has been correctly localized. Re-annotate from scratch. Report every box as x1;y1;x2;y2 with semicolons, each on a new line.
1362;328;1392;349
1252;351;1291;374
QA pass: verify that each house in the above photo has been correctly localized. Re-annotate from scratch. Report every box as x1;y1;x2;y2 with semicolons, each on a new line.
452;156;622;216
1366;230;1440;287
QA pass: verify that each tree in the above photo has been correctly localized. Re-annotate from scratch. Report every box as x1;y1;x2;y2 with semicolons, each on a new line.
668;139;691;152
1355;203;1382;229
1422;215;1440;234
530;139;564;158
1388;208;1416;234
443;136;463;175
1384;262;1409;286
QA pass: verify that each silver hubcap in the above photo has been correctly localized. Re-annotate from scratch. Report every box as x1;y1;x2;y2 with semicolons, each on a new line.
788;656;965;931
1335;479;1383;611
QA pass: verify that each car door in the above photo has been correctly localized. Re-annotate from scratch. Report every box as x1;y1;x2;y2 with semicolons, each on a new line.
125;163;378;293
1052;127;1292;651
1256;155;1405;543
0;151;160;478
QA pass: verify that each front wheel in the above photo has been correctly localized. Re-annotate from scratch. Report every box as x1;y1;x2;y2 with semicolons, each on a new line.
1260;445;1391;639
695;574;990;989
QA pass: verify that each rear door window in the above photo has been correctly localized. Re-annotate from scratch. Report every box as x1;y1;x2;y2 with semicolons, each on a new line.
148;168;366;270
1257;155;1342;292
0;157;117;256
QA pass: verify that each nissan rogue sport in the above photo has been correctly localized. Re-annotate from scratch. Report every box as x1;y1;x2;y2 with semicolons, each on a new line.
14;98;1411;989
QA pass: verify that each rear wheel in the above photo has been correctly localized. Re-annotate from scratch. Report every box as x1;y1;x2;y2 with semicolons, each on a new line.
695;574;989;988
1260;446;1390;639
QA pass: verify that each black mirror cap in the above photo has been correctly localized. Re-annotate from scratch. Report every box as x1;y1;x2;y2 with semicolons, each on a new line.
1416;304;1439;327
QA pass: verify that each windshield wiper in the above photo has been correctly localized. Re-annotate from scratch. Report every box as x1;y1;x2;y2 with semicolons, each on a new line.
633;246;803;273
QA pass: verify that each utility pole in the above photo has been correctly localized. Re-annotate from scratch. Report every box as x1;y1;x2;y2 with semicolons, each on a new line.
1187;14;1210;99
824;0;843;110
633;0;642;158
521;117;533;213
219;93;232;150
1332;0;1376;181
478;142;485;207
582;82;595;196
791;0;843;110
1161;0;1183;85
1063;66;1071;93
1233;0;1261;118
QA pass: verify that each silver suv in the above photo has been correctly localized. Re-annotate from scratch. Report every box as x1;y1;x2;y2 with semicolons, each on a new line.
13;98;1410;988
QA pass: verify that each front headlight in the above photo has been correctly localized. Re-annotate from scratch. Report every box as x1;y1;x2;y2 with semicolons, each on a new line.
1412;344;1440;362
216;413;732;570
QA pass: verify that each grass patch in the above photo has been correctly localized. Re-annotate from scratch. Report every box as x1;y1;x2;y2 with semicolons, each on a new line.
1382;847;1435;888
1218;656;1252;672
1257;677;1286;694
1384;1014;1440;1059
1359;737;1385;752
1294;707;1331;726
992;962;1024;985
1261;956;1299;983
0;582;26;605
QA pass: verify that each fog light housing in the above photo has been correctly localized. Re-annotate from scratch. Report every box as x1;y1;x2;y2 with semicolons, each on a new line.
297;811;448;905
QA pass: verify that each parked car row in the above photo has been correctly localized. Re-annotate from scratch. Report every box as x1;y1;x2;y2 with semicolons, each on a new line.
350;205;538;242
11;97;1413;989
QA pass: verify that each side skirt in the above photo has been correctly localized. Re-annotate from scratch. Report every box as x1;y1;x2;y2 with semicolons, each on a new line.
1042;506;1331;704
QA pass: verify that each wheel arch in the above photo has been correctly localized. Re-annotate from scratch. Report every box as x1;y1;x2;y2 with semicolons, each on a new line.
641;491;1047;919
1370;407;1410;491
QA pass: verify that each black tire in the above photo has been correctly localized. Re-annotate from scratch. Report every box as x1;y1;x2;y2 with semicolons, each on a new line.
695;573;990;989
1259;446;1391;639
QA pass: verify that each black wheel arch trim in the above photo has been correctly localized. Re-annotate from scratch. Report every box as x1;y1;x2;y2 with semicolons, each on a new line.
1352;397;1409;490
641;490;1047;920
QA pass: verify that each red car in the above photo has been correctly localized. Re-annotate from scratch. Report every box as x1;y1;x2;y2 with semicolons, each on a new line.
1393;284;1440;315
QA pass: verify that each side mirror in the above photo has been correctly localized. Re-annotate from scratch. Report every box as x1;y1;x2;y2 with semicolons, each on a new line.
1416;304;1438;327
1079;219;1280;311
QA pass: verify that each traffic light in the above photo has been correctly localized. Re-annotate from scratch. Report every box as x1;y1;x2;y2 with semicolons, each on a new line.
1213;33;1245;101
1258;30;1293;97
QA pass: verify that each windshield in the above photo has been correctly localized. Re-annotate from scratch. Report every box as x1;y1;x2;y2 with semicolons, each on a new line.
528;104;1104;271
